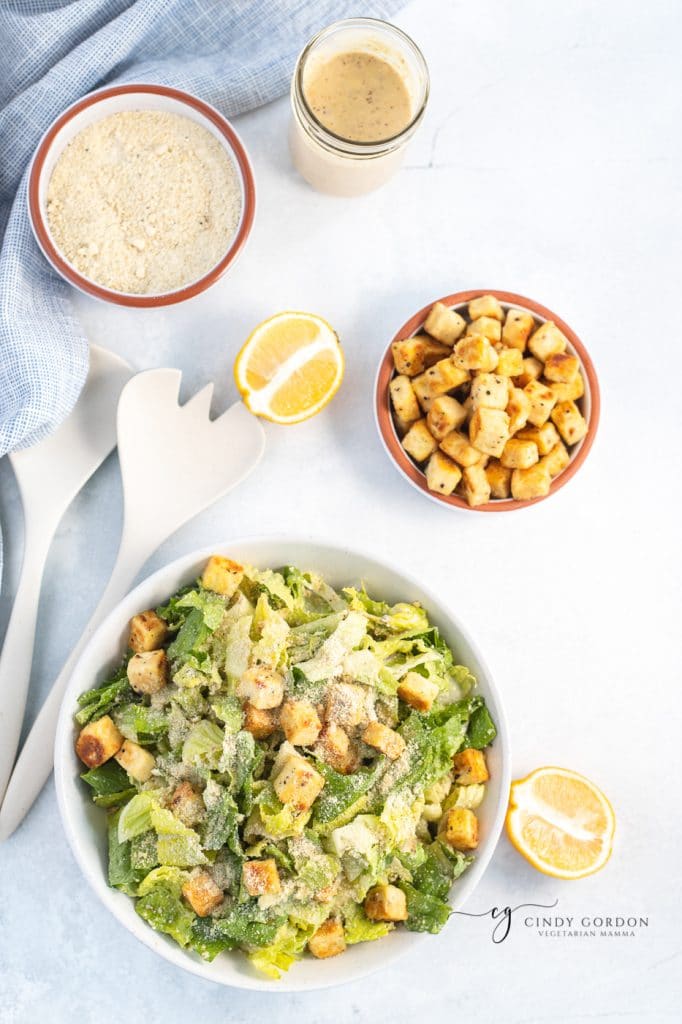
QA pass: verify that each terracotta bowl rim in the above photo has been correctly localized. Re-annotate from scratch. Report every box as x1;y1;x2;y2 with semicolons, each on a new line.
374;289;600;512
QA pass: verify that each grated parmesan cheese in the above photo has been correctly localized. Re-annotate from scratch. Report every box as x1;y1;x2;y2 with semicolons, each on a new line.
46;110;242;294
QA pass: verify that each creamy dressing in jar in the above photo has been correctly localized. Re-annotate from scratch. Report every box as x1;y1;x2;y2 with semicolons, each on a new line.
304;50;413;143
289;19;429;197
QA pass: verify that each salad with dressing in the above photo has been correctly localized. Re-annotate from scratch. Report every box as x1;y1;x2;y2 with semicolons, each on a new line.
74;555;496;977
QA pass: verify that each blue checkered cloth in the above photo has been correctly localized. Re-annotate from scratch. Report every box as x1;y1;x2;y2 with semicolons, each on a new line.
0;0;403;573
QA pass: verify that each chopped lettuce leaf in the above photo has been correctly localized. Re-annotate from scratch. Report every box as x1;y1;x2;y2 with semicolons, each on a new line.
118;792;158;843
342;901;393;944
75;666;132;725
312;762;378;832
248;922;310;978
467;700;497;748
81;761;136;807
210;696;243;733
150;805;207;867
108;809;146;894
249;783;311;840
398;881;451;933
130;830;159;871
175;588;227;630
136;867;195;947
251;594;290;668
113;703;168;744
203;780;242;854
182;720;224;770
296;611;366;682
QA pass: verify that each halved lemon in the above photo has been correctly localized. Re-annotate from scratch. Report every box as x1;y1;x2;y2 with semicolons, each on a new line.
506;766;615;880
234;311;344;424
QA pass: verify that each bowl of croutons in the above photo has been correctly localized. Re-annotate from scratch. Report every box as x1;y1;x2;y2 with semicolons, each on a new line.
375;290;600;510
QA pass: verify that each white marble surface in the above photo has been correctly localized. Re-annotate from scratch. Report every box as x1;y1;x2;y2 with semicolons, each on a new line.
1;0;680;1020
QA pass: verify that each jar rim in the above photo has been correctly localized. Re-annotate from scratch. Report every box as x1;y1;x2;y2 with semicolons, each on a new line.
293;17;430;153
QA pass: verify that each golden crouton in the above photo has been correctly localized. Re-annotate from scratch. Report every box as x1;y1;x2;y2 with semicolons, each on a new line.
425;451;462;496
527;321;568;362
363;721;406;760
182;871;223;917
273;750;325;810
365;884;408;922
439;807;479;851
466;316;502;343
468;294;504;322
469;408;511;458
496;346;524;377
502;308;535;350
511;463;552;501
201;555;244;598
75;715;123;768
391;334;451;376
242;859;281;897
439;431;484;467
470;373;509;411
426;395;467;440
126;650;168;695
515;422;560;456
397;671;439;712
461;463;492;507
115;739;155;782
424;302;467;345
452;335;499;372
501;438;539;470
280;699;322;746
506;387;531;434
515;356;543;388
242;702;278;740
523;379;557;427
540;441;570;477
544;351;580;383
308;918;347;959
453;747;490;785
314;722;358;775
389;375;421;427
237;665;284;710
170;781;205;827
551;400;588;446
401;419;439;463
546;374;584;403
485;459;512;499
128;610;168;653
419;358;471;399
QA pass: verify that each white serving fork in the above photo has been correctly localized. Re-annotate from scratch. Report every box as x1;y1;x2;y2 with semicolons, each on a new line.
0;368;265;839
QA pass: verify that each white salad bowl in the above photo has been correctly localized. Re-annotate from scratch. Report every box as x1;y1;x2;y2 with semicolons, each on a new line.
55;537;511;992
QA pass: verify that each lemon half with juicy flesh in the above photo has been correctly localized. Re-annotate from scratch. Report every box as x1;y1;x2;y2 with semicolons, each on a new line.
506;766;615;879
234;312;344;425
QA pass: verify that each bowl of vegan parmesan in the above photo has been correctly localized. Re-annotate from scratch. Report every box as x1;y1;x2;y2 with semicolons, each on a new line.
27;84;256;306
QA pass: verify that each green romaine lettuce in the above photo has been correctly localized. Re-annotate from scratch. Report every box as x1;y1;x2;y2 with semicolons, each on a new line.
75;666;132;725
80;761;136;808
182;720;224;770
342;901;393;944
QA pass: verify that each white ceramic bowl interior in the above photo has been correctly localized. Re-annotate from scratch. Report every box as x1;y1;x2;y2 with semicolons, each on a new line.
55;537;511;992
29;86;254;303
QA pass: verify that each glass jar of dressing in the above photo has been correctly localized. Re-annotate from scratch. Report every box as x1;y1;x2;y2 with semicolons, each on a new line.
289;18;429;196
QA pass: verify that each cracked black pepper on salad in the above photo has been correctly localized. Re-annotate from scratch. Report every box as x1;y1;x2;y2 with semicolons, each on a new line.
74;556;496;978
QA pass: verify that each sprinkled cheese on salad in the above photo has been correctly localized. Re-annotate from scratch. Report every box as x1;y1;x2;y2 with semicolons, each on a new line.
74;556;497;978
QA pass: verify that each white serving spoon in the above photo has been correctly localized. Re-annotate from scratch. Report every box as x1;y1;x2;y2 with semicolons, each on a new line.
0;369;265;840
0;345;133;804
